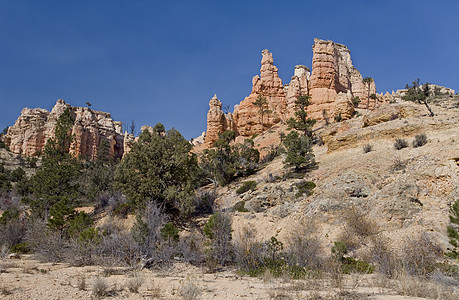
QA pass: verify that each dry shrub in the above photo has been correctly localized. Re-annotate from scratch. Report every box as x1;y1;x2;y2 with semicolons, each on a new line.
394;273;457;300
233;226;265;273
362;144;373;153
394;138;408;150
286;220;323;270
91;277;108;299
126;273;144;293
178;279;201;300
339;208;378;252
366;235;398;278
175;231;205;265
400;232;442;277
77;276;86;291
26;218;67;262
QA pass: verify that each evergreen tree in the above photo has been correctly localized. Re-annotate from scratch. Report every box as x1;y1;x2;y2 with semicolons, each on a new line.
362;77;374;109
115;124;200;217
29;108;80;219
252;95;271;131
286;95;316;137
283;131;316;172
402;79;435;116
446;199;459;259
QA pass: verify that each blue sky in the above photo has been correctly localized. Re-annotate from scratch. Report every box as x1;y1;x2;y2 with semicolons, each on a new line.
1;0;458;139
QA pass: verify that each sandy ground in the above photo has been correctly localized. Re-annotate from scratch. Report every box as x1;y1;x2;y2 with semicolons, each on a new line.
1;255;451;299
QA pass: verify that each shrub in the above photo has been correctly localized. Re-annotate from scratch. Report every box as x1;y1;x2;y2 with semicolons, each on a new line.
126;273;144;293
233;201;248;212
392;155;406;171
295;181;316;198
363;144;373;153
193;191;216;216
233;226;265;274
203;212;233;265
401;232;442;277
286;221;323;270
394;138;408;150
413;134;428;148
236;181;257;195
446;198;459;259
334;112;342;122
260;145;284;165
179;279;201;300
91;277;108;299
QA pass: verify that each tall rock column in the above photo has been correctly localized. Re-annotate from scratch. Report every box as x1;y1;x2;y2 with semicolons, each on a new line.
233;49;286;136
204;95;234;147
286;65;310;119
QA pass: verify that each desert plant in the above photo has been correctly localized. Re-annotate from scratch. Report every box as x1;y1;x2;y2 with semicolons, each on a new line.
252;95;271;131
392;155;406;171
91;277;108;298
362;77;374;109
233;226;265;274
352;96;361;107
401;232;443;277
363;144;373;153
402;79;435;116
286;221;323;270
233;201;248;212
412;133;428;148
179;279;201;300
236;181;257;195
368;236;398;278
394;138;408;150
295;180;316;198
160;222;179;246
193;191;216;216
283;131;316;172
126;273;145;293
334;112;342;122
203;212;233;265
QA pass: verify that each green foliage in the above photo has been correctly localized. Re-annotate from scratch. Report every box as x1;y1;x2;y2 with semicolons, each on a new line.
362;77;374;109
413;133;428;148
10;242;31;254
47;198;75;232
394;138;408;150
352;96;361;107
334;112;342;122
160;222;179;245
236;181;257;195
282;131;316;171
252;95;271;130
331;241;348;260
203;212;233;265
341;257;374;274
295;180;316;198
402;79;435;116
30;108;81;219
68;211;93;237
286;95;316;137
233;200;248;212
115;124;200;217
200;133;259;186
446;199;459;259
266;236;283;261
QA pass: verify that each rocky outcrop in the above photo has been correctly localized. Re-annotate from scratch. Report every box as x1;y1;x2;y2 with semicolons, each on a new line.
203;38;381;147
232;50;286;136
204;95;234;147
5;99;125;159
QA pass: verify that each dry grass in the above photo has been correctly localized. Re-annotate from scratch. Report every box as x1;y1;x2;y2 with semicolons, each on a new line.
126;272;145;293
178;279;201;300
91;277;108;299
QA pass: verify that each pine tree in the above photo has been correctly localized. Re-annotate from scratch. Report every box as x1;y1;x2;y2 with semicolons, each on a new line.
362;77;374;109
446;199;459;259
286;95;316;137
283;131;316;172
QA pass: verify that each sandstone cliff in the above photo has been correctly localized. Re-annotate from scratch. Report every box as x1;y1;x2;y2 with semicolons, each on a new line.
204;38;379;147
5;99;125;159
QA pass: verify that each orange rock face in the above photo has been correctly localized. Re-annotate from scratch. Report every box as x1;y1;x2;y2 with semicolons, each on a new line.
203;38;381;146
5;99;125;159
232;49;287;136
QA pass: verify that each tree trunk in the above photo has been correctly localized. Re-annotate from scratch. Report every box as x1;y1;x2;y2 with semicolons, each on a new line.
421;100;435;117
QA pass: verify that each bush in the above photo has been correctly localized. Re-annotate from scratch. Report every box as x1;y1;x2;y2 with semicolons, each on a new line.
193;191;216;216
233;226;265;274
179;279;201;300
126;273;144;293
295;180;316;198
334;112;342;122
394;138;408;150
236;181;257;195
233;201;248;212
286;221;323;270
363;144;373;153
203;212;232;265
401;232;442;277
413;134;428;148
91;277;108;299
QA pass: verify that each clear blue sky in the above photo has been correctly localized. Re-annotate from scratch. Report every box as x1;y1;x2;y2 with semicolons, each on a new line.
1;0;458;139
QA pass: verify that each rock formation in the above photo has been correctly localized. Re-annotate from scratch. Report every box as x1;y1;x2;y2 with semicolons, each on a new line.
232;50;287;137
203;38;380;146
5;99;125;159
204;94;234;147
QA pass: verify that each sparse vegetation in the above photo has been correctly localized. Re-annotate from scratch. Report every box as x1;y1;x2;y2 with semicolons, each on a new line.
412;133;428;147
236;181;257;195
91;277;108;299
126;273;145;293
394;138;408;150
362;144;373;153
446;198;459;259
295;180;316;198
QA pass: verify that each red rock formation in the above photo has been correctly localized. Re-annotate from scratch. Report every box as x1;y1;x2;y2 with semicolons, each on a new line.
233;49;286;136
5;99;124;159
204;95;234;147
203;39;381;147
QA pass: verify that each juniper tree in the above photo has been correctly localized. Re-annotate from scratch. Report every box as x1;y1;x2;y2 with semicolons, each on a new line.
114;124;200;217
402;78;435;116
283;131;316;172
